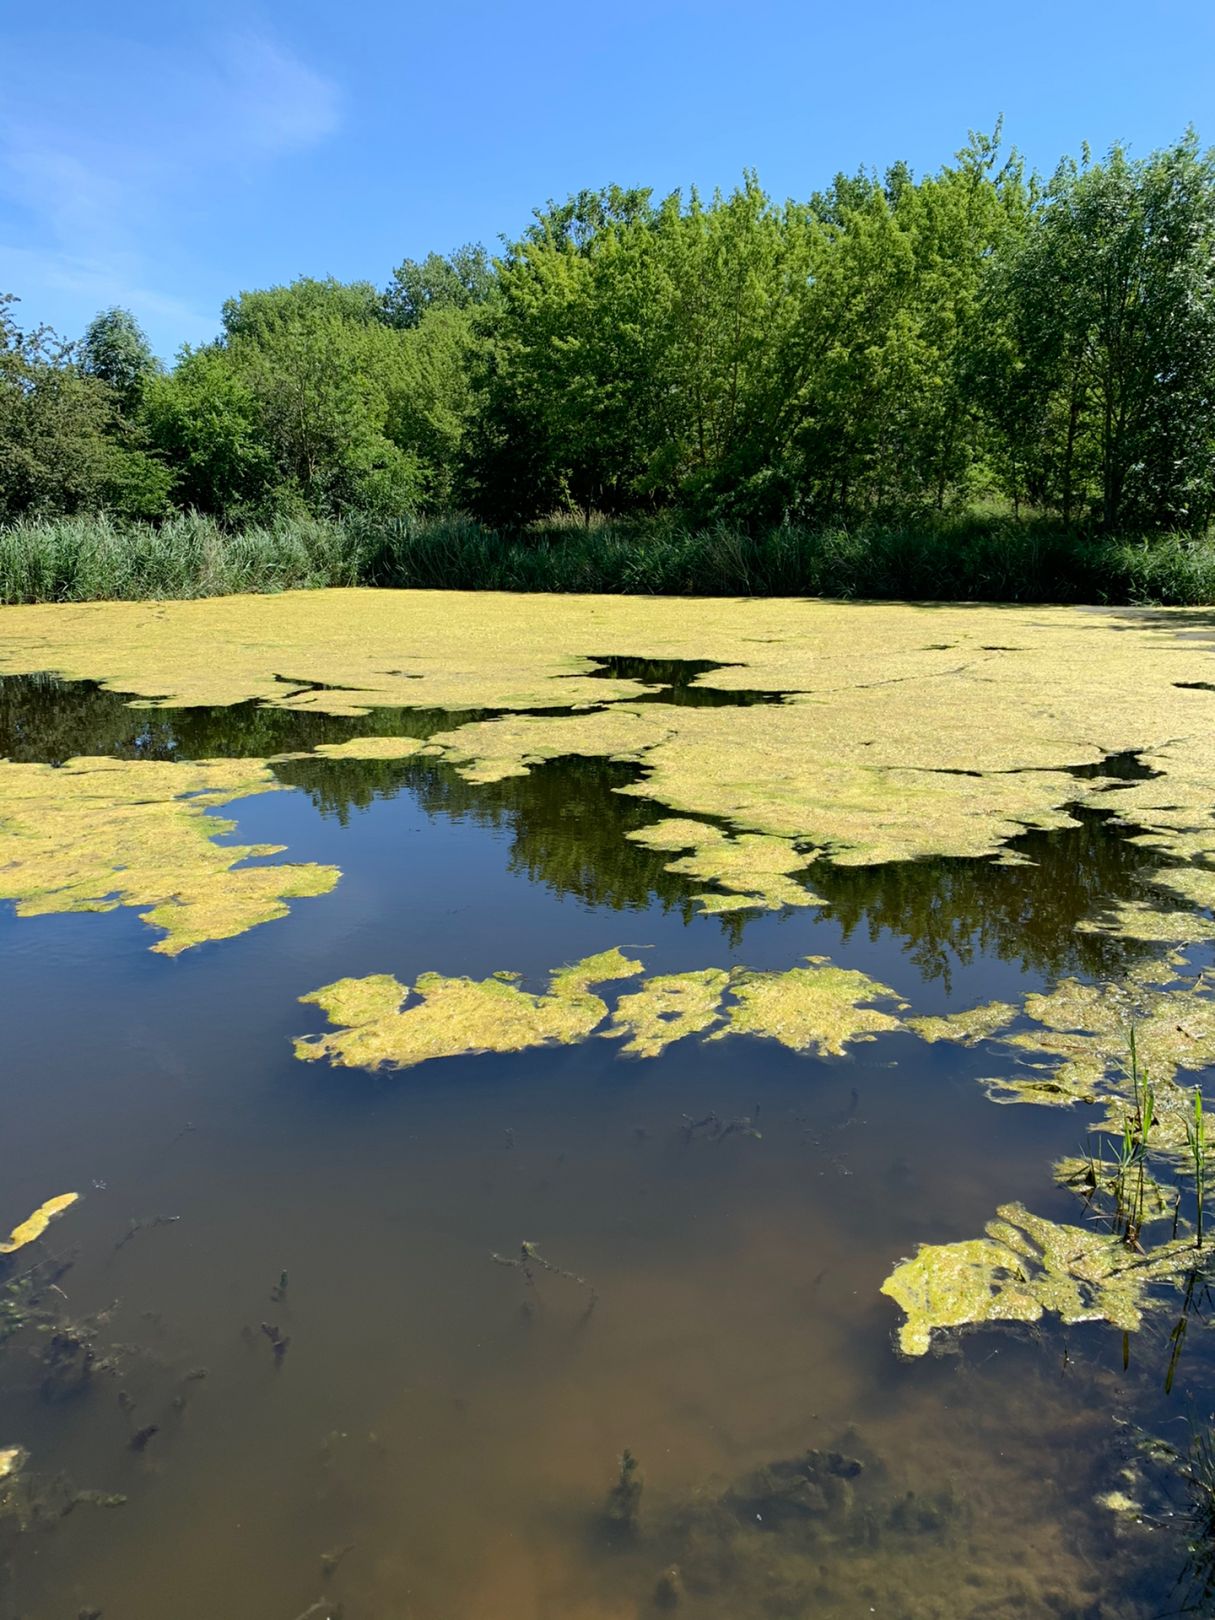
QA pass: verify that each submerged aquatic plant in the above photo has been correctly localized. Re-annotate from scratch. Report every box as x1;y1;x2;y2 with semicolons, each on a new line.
605;1448;643;1531
491;1241;599;1312
1190;1090;1209;1248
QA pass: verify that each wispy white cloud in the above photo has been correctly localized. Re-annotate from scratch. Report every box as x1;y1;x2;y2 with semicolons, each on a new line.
0;244;218;344
218;33;342;158
0;27;342;350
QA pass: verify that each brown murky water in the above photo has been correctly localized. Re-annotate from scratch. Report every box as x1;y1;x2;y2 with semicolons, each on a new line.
0;668;1211;1620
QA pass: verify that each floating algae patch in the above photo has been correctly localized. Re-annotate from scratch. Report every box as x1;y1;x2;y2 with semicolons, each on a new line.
604;968;731;1058
296;950;916;1070
303;736;434;762
882;1202;1201;1357
993;970;1215;1148
626;819;822;912
888;954;1215;1358
0;592;669;713
1078;898;1215;946
5;595;1215;931
0;756;338;953
709;956;905;1057
430;705;676;786
0;1193;78;1255
296;947;644;1071
907;1001;1019;1045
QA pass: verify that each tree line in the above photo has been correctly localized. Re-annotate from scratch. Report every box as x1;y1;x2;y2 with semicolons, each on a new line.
4;126;1215;537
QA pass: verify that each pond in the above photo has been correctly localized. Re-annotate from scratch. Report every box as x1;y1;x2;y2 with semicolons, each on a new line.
2;593;1215;1619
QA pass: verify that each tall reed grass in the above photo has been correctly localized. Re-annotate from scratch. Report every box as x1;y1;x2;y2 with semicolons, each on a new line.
2;510;1214;605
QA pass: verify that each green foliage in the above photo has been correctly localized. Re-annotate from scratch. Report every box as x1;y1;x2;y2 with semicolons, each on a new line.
5;509;1215;606
381;244;494;328
79;307;159;412
150;279;461;517
0;295;170;523
142;346;276;518
8;126;1215;552
993;132;1215;530
220;277;384;342
0;511;366;602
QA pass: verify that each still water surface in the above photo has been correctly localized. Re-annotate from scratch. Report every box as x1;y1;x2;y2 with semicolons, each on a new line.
0;670;1212;1619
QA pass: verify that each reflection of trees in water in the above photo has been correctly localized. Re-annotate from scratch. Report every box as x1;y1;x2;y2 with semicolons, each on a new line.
0;672;475;764
279;752;728;927
281;748;1171;982
815;809;1169;985
1;674;1179;981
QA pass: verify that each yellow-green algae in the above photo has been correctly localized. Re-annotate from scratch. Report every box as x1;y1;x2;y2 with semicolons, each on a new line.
0;1193;78;1255
882;1201;1200;1356
887;955;1215;1357
605;968;731;1057
1077;899;1215;945
305;736;432;761
709;956;905;1056
5;593;1215;939
907;1001;1019;1045
0;756;338;953
625;819;821;912
297;951;909;1070
432;705;676;786
991;969;1215;1148
296;948;644;1071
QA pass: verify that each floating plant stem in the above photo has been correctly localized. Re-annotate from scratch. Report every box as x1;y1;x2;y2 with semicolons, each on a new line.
1190;1089;1207;1249
260;1322;291;1364
491;1241;599;1309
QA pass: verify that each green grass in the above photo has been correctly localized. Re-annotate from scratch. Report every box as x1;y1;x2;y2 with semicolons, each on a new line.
2;509;1214;604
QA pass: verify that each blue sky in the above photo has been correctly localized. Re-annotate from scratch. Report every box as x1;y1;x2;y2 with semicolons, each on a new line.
3;0;1213;359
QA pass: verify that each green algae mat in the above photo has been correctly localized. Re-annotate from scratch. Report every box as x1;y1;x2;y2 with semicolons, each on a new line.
4;591;1215;1619
2;590;1214;949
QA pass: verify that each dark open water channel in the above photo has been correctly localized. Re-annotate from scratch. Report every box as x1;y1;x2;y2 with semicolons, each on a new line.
1;670;1213;1619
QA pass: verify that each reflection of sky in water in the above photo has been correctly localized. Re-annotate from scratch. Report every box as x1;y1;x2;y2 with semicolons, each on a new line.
0;671;1211;1618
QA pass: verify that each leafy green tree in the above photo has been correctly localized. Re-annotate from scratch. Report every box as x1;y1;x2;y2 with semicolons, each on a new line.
142;346;276;518
788;129;1029;521
151;278;476;519
0;295;170;521
382;244;494;328
387;306;478;506
221;278;384;343
228;299;423;513
997;133;1215;530
79;306;160;413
